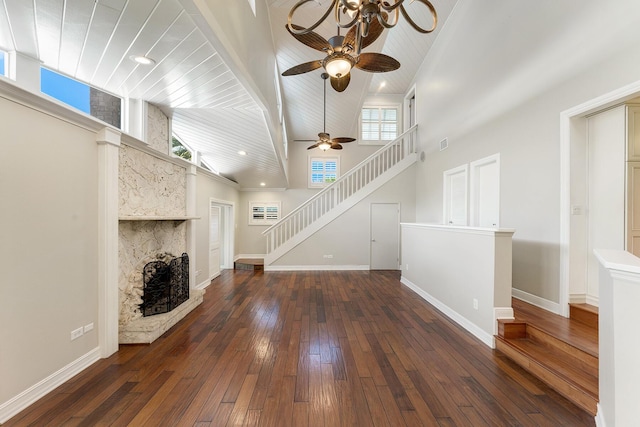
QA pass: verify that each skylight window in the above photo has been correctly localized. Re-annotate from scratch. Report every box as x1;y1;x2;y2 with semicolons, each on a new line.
41;68;90;113
172;136;193;161
40;67;122;128
0;51;5;77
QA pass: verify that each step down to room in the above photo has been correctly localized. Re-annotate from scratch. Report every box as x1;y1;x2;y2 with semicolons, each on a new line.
234;258;264;271
495;299;598;416
569;303;599;329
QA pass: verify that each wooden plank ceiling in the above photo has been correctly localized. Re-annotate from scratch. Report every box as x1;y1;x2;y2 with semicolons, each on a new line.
0;0;456;188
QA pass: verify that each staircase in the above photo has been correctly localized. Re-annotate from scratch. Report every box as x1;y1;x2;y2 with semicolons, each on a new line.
495;299;599;415
263;125;418;266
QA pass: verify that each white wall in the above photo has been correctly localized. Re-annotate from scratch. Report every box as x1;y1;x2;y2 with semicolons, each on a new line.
194;171;240;285
272;166;416;267
0;93;99;406
401;224;514;347
412;0;640;304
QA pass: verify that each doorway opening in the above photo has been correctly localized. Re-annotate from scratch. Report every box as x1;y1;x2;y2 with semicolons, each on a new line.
209;199;234;282
561;81;640;316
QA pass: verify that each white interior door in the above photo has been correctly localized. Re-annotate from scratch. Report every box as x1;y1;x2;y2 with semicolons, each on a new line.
587;106;626;300
209;205;221;279
443;165;468;225
470;154;500;228
370;203;400;270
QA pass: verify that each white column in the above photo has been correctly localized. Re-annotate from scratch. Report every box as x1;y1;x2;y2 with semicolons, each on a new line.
7;51;41;93
595;249;640;426
186;165;197;289
123;98;147;142
96;127;121;358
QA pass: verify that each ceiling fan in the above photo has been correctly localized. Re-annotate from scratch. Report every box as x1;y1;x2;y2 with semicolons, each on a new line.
281;14;399;92
305;73;356;151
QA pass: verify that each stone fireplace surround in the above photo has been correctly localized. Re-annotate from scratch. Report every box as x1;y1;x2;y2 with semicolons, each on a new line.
117;106;202;344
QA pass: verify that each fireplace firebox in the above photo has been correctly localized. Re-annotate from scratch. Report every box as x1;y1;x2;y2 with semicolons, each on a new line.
140;253;189;317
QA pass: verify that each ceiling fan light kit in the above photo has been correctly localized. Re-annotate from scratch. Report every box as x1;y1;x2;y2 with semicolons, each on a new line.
324;53;354;78
281;9;402;92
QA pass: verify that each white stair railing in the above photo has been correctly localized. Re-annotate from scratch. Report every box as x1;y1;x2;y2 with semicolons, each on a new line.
263;124;418;257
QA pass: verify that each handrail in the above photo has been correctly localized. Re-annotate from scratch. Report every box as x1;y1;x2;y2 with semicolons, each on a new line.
263;124;418;255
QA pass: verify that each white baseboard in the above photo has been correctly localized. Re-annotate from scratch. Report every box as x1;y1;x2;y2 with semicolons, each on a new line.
569;293;587;304
512;288;562;315
196;273;219;290
265;264;370;272
585;294;599;307
595;403;606;427
400;276;495;349
494;307;515;320
0;347;101;423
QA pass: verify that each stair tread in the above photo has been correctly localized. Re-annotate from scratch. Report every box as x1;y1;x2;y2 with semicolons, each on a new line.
497;336;598;397
512;298;598;357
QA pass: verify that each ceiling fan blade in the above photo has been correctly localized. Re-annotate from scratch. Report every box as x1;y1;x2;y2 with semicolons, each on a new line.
330;74;350;92
286;24;331;52
332;137;356;143
307;142;320;150
282;60;323;76
343;25;357;52
355;52;400;73
330;143;343;150
360;12;387;49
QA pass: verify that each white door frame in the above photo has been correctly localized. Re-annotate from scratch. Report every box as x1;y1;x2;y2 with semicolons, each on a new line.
560;79;640;317
210;198;235;270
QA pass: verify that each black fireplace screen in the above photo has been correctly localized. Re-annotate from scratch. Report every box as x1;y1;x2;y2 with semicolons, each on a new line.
140;253;189;317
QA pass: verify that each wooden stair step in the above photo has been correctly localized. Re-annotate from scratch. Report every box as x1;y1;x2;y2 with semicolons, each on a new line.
495;335;598;416
569;303;599;329
525;324;598;374
234;258;264;271
511;298;598;358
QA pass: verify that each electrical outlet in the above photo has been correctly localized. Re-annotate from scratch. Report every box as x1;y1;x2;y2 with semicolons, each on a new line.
473;298;478;310
84;323;94;333
406;264;409;271
196;270;201;276
71;327;83;341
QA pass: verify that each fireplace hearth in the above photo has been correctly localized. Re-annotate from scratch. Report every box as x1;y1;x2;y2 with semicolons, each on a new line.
141;253;189;317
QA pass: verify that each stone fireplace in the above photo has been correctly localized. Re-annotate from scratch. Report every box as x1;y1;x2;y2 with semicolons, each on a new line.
117;105;203;344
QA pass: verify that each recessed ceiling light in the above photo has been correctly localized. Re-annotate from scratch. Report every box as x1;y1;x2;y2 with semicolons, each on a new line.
130;55;155;65
238;150;247;156
260;182;266;186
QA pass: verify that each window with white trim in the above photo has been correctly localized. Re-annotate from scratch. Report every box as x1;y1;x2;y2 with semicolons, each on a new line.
0;50;5;77
249;201;281;225
309;157;339;188
360;106;399;143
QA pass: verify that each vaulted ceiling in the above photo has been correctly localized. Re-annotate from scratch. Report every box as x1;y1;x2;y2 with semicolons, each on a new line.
0;0;456;188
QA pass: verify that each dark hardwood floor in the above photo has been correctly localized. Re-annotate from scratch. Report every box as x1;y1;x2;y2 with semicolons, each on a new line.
4;270;595;426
